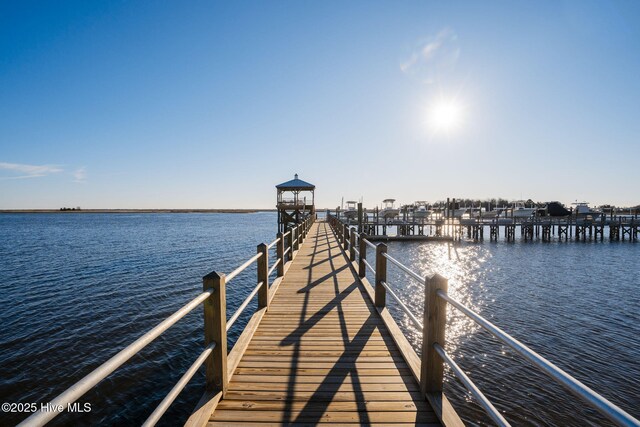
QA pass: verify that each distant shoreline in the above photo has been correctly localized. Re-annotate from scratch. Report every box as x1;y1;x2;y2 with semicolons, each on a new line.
0;209;278;214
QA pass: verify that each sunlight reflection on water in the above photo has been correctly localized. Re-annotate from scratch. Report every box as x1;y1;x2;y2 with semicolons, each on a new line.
374;238;640;427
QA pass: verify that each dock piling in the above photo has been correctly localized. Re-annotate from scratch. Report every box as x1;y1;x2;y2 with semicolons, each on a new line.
421;273;448;396
202;272;228;395
349;227;356;261
375;243;387;307
257;243;269;310
276;232;284;276
358;232;367;278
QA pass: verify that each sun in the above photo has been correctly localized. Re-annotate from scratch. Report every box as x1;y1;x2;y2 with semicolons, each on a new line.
428;98;463;134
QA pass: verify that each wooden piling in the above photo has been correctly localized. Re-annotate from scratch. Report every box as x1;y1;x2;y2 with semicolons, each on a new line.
257;243;269;310
358;232;367;278
276;232;284;276
421;273;448;396
375;243;387;307
203;272;228;394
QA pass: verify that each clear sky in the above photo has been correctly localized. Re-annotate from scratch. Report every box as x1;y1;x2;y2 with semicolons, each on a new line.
1;0;639;209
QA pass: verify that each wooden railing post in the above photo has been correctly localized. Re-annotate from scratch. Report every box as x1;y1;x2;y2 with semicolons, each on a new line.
358;232;367;278
287;227;293;262
257;243;269;309
375;243;387;307
420;273;448;396
292;226;297;254
349;228;356;261
203;272;228;394
343;223;349;250
299;223;304;246
291;227;298;259
276;232;284;276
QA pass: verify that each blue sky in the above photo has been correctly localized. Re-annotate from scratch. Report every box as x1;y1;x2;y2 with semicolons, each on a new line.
1;0;639;209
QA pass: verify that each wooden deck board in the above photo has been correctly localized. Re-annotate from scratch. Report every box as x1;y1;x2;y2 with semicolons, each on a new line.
207;221;443;426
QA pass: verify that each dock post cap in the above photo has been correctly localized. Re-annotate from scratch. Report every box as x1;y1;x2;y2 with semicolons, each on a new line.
430;272;447;282
203;271;225;280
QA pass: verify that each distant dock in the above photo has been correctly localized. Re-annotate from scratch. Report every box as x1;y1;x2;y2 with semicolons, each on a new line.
332;205;640;243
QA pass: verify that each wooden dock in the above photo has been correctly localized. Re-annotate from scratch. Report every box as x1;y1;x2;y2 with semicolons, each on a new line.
17;178;640;427
19;212;640;427
191;220;460;426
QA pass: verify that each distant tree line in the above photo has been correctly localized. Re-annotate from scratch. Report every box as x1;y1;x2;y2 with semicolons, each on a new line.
60;207;81;211
431;198;539;209
428;199;640;211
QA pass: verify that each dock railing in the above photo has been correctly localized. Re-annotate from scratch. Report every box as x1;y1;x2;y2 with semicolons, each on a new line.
18;215;316;427
328;213;640;427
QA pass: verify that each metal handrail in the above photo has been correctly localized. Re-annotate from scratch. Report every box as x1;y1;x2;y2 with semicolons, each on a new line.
226;253;262;282
380;281;422;330
18;218;320;427
363;258;375;274
433;343;510;427
142;343;216;427
283;230;291;237
334;207;640;427
436;290;640;427
17;290;213;427
226;281;263;331
363;238;377;250
283;247;291;256
267;237;280;250
383;252;424;284
268;258;281;276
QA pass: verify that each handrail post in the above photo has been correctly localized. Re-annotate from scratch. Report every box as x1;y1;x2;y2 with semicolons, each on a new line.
292;226;297;254
299;223;304;246
291;226;297;256
421;273;448;396
286;227;293;262
375;243;387;307
343;223;349;250
358;233;367;278
257;243;269;310
276;232;284;276
349;228;356;261
203;272;228;395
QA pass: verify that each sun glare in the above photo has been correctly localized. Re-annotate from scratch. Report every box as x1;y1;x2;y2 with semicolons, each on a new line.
428;98;463;134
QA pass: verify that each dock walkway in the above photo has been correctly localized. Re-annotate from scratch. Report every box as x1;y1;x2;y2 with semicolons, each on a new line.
208;221;441;426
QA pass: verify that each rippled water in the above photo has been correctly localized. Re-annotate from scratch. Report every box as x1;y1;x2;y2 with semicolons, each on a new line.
1;214;638;426
377;238;640;426
0;213;278;426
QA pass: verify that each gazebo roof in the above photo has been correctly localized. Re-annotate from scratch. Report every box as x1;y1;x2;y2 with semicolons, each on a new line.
276;174;315;190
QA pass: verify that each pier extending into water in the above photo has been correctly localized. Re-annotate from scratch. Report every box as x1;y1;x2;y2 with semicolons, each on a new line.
335;207;640;243
19;213;640;427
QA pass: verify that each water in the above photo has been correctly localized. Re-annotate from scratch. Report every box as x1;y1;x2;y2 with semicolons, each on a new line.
1;214;638;426
378;237;640;426
0;213;276;426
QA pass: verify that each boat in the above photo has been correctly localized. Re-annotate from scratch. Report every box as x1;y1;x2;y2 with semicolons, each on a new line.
344;201;358;220
452;207;468;218
482;207;505;219
413;201;429;219
467;207;485;218
511;201;536;218
545;201;571;217
573;202;601;219
379;199;399;220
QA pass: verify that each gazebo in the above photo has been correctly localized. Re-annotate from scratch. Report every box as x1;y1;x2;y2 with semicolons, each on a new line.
276;174;315;232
